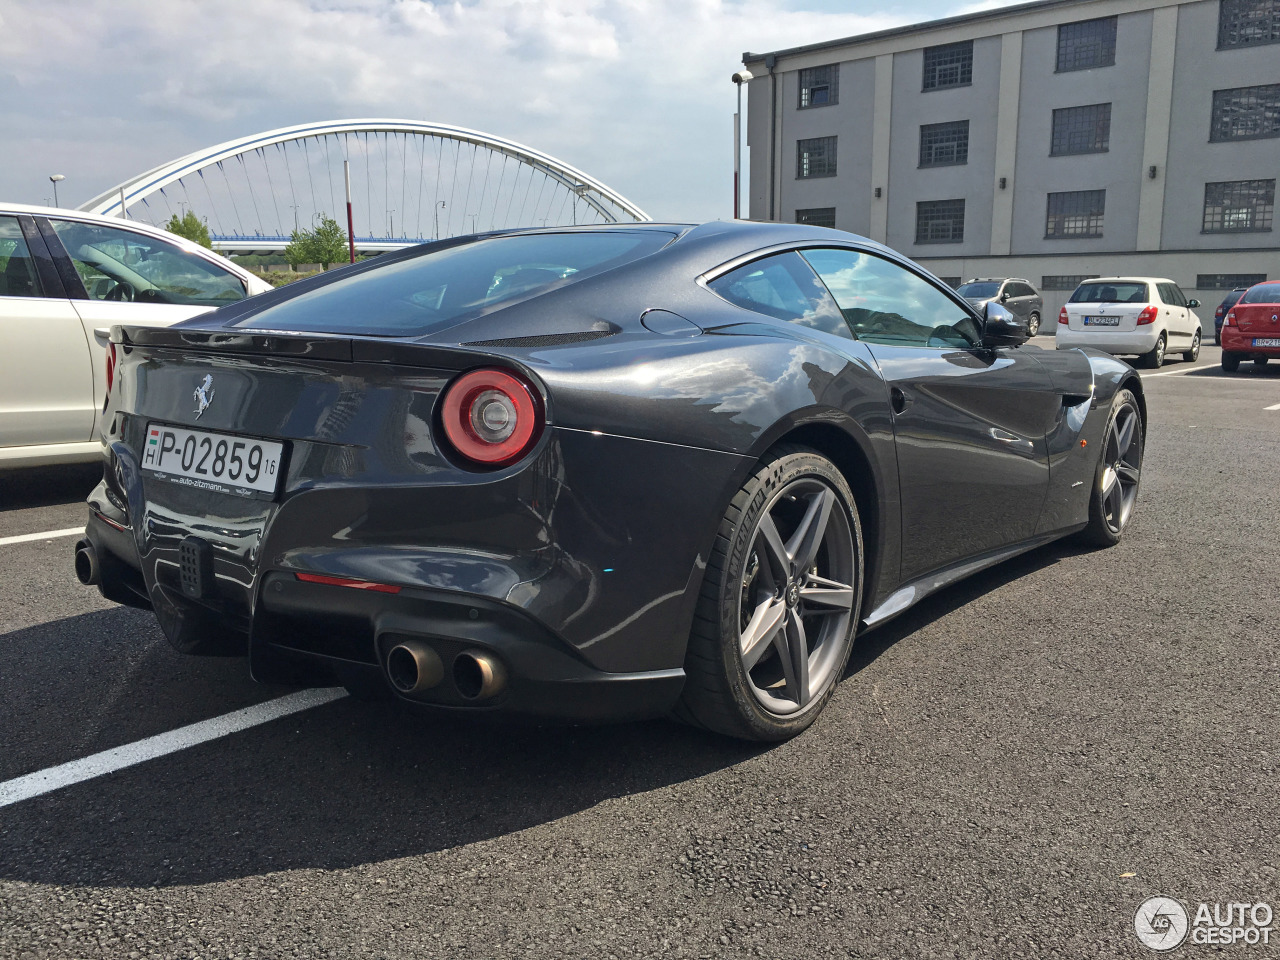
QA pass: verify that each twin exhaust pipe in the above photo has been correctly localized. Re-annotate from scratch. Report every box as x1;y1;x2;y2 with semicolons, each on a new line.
386;640;505;701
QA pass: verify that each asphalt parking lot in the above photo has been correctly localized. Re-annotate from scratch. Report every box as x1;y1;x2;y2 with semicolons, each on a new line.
1;341;1277;959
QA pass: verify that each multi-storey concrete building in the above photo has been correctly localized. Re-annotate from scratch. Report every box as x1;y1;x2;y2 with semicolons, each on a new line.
742;0;1280;315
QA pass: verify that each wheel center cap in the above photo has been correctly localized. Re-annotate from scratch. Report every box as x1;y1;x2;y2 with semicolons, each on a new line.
785;581;800;607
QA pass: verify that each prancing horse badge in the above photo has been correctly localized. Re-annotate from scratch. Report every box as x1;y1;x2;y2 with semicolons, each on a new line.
193;374;215;419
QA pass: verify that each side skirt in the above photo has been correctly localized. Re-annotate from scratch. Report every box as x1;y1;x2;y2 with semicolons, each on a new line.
857;525;1086;634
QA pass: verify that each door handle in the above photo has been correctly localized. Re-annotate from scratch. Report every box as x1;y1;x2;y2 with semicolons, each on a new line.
890;387;910;414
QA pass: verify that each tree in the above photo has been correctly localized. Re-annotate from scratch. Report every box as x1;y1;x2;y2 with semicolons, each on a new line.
283;214;349;270
164;210;211;248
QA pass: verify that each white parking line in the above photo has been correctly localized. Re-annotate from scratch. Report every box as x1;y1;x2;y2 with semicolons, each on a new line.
1142;364;1221;378
0;527;84;547
1265;402;1280;411
0;688;348;808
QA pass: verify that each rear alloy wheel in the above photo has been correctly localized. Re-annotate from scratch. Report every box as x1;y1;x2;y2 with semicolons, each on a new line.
1080;388;1143;547
676;448;862;741
1140;333;1166;369
1183;329;1201;362
1026;312;1041;338
1222;351;1241;373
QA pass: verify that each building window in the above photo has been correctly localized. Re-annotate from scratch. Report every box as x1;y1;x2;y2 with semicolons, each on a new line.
796;207;836;228
1056;17;1117;71
1197;273;1268;288
1202;179;1275;232
919;120;970;167
916;199;966;244
799;65;839;108
1042;274;1100;290
1046;189;1106;238
796;137;837;179
1051;103;1112;155
1210;84;1280;141
1218;0;1280;48
922;41;973;91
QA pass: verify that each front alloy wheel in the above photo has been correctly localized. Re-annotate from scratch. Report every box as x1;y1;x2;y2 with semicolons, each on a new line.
1183;330;1201;363
676;448;862;740
1026;312;1041;338
1080;388;1143;547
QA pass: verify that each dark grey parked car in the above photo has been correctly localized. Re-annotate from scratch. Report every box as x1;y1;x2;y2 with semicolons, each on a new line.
957;278;1044;337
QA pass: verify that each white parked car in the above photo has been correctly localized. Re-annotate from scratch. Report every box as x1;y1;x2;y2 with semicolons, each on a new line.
0;203;272;469
1055;277;1202;369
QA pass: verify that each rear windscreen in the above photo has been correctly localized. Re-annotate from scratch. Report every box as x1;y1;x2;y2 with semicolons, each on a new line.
1240;282;1280;304
1070;282;1148;304
235;230;675;336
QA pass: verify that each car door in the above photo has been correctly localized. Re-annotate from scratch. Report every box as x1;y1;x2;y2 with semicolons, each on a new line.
0;214;94;449
802;247;1058;582
41;217;250;437
1156;283;1188;342
1001;282;1029;323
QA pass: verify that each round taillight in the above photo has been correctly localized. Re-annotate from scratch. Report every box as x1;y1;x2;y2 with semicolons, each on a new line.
105;341;117;394
440;367;543;467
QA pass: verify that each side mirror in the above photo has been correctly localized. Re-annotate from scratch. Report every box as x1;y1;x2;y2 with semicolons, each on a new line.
1187;299;1200;308
999;291;1010;302
982;301;1028;347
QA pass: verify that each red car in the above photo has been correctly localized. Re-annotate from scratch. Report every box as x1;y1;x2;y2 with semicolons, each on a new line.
1221;281;1280;372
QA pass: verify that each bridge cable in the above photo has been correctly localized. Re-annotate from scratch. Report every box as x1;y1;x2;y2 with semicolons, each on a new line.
259;147;284;237
474;145;495;235
460;142;479;236
236;154;265;237
277;142;300;235
414;132;426;241
216;161;246;237
196;170;227;237
489;153;511;233
301;139;318;221
446;137;462;239
324;135;339;226
431;136;444;239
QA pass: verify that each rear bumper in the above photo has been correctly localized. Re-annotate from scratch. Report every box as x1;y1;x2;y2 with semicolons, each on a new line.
1055;327;1161;355
1222;330;1280;356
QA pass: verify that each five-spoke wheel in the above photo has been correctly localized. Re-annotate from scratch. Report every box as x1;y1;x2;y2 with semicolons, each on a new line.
677;449;862;740
1081;388;1143;546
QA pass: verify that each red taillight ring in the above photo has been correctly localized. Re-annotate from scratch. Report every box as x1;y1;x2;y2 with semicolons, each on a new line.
440;367;544;467
106;342;117;394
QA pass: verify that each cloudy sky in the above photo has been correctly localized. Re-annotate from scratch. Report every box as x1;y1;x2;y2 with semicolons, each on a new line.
0;0;982;224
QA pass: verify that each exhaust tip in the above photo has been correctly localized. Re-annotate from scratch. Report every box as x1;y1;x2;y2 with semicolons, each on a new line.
74;541;100;586
454;649;506;701
386;640;443;694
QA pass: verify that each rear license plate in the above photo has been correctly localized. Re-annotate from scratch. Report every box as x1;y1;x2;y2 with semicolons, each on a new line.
1084;316;1120;326
1252;338;1280;348
143;423;284;498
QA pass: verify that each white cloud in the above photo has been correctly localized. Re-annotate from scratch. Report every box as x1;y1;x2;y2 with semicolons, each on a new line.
0;0;962;221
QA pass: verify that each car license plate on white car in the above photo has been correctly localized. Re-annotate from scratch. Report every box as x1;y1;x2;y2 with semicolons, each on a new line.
142;423;284;498
1252;338;1280;348
1084;316;1120;326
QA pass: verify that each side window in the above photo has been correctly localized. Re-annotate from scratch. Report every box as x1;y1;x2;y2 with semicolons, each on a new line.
802;248;981;348
0;217;44;298
48;220;245;306
707;251;852;339
1168;285;1188;307
1012;282;1036;298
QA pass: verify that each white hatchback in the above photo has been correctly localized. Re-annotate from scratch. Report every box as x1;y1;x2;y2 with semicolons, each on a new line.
1055;276;1203;369
0;203;272;469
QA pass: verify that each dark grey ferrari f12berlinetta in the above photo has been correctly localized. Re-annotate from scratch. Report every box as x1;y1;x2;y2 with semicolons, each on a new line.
77;221;1145;741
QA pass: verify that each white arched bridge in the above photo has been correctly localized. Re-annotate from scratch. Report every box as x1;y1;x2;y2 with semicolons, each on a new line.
79;119;649;255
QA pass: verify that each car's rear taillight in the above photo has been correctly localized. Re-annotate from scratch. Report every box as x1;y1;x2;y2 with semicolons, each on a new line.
1136;306;1158;325
1058;307;1069;325
1225;310;1236;327
105;342;117;394
439;367;544;467
1216;306;1225;319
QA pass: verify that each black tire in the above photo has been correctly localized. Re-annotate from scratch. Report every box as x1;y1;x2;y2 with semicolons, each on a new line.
675;447;863;741
1222;351;1241;373
1026;312;1041;338
1214;328;1221;346
1256;357;1270;367
1183;329;1201;362
1078;388;1143;548
1139;333;1166;369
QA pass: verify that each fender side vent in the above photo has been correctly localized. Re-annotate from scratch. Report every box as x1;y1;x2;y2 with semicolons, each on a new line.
464;330;615;348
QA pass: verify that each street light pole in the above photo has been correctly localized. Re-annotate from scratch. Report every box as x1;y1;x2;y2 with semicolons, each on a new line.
49;174;65;207
731;71;752;220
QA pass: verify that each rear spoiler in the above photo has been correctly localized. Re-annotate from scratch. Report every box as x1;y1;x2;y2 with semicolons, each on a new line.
113;324;511;372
